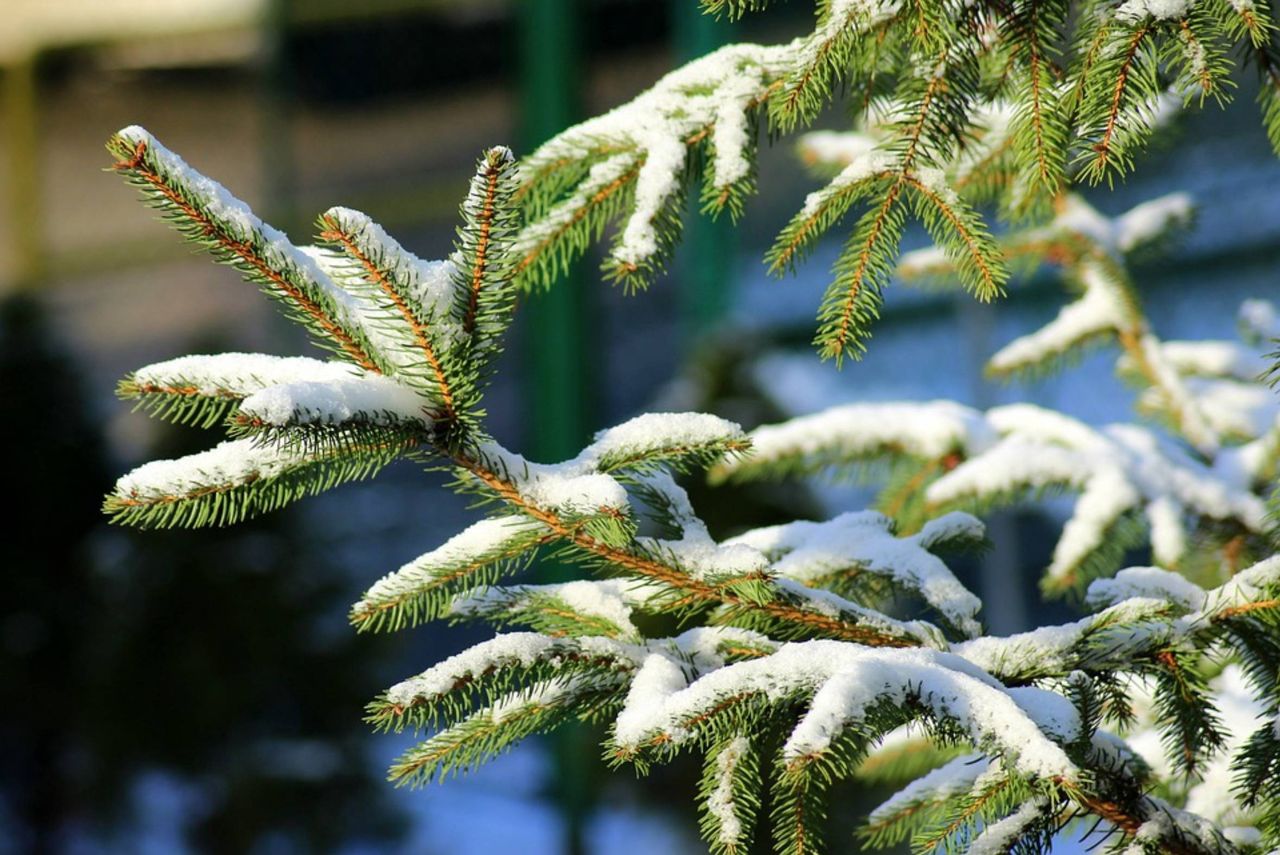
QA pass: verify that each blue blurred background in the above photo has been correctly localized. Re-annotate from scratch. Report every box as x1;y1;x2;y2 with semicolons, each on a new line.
2;1;1277;852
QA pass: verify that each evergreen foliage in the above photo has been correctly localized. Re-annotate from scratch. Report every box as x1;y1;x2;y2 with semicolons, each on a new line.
102;2;1280;852
509;0;1280;363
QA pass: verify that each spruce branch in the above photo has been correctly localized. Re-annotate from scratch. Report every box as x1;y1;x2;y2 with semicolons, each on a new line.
107;129;388;373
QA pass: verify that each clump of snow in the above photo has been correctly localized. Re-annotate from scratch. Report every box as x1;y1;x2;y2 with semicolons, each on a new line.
116;127;365;332
582;412;744;467
987;261;1129;375
319;206;464;351
130;353;360;398
386;632;641;707
723;401;995;476
967;798;1048;854
707;736;751;846
356;516;547;616
727;511;984;637
239;376;428;426
477;442;631;516
451;579;640;638
518;43;797;270
928;406;1265;582
1115;0;1191;22
1114;192;1192;251
114;438;300;502
1086;565;1206;612
612;640;1076;781
868;754;990;827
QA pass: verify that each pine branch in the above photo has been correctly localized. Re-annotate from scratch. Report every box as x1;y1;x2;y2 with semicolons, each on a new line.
107;129;387;373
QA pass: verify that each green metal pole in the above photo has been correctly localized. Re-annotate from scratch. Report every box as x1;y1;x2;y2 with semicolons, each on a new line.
260;0;296;228
519;3;594;854
4;53;45;291
672;3;736;344
522;1;592;455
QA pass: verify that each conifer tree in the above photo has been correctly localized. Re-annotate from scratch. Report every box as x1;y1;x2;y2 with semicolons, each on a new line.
101;2;1280;852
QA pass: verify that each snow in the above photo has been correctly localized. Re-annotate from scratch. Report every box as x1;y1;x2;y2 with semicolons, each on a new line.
114;438;300;502
611;640;1076;780
116;127;365;331
727;511;984;637
1115;0;1190;21
1203;555;1280;613
707;736;750;847
928;406;1266;580
451;579;639;638
319;206;463;351
614;653;692;744
386;632;641;707
581;412;744;468
966;797;1047;854
467;413;743;519
238;375;429;426
987;260;1128;375
487;680;575;725
632;471;771;582
1114;192;1192;252
356;516;548;615
1086;565;1207;612
868;754;989;826
129;353;360;398
952;597;1172;680
1165;377;1279;438
796;150;894;219
476;442;631;517
726;400;995;474
518;43;796;271
1239;298;1279;340
1145;340;1263;381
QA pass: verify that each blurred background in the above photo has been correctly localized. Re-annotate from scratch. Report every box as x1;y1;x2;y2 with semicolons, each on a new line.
2;1;1277;853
